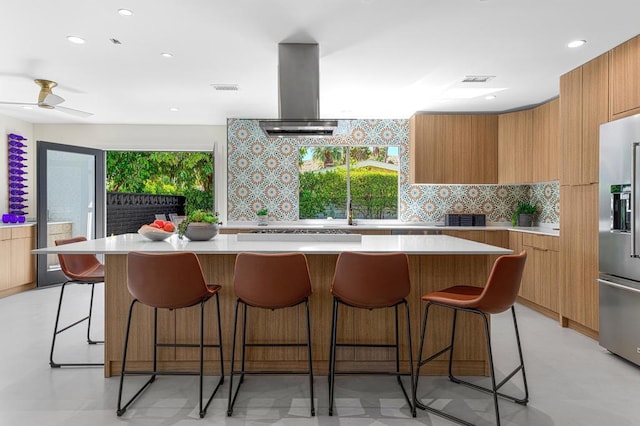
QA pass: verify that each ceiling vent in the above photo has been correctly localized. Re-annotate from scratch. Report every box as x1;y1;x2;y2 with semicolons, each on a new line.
461;75;495;83
259;43;337;138
211;84;239;91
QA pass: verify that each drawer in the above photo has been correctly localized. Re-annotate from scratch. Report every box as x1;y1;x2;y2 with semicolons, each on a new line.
11;226;35;239
522;233;559;251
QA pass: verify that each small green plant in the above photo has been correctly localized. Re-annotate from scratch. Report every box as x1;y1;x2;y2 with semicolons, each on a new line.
512;201;538;226
257;209;268;216
178;209;219;237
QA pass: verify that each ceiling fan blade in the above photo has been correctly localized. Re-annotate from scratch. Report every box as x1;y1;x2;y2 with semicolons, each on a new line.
54;105;93;118
0;101;38;106
43;93;64;106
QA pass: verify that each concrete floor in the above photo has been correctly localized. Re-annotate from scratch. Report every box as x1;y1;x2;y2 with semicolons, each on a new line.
1;284;639;425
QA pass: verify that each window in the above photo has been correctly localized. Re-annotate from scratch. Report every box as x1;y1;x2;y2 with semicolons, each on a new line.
298;146;398;220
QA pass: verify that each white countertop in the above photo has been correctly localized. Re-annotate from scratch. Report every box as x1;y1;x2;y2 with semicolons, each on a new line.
0;222;36;228
32;233;513;256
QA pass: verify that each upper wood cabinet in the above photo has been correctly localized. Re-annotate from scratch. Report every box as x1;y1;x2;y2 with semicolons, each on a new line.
611;35;640;119
409;114;498;184
532;99;560;182
498;109;533;183
559;52;609;185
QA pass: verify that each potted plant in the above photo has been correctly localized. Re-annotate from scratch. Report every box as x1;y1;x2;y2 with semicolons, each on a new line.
178;209;220;240
256;208;268;226
512;202;537;227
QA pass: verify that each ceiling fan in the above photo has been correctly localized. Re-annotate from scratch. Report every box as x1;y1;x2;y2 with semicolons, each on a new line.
0;79;93;117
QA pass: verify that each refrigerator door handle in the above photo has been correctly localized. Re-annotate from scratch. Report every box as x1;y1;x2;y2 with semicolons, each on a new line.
598;278;640;295
632;142;640;258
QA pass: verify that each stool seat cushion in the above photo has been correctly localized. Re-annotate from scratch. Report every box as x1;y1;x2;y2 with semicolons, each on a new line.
421;285;483;307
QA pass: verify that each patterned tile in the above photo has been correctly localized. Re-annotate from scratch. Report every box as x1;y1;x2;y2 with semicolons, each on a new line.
227;119;560;224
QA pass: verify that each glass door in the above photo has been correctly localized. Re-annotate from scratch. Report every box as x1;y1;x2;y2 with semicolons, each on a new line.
36;141;105;287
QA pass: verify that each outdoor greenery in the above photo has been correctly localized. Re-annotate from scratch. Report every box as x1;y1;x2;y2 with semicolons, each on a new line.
106;151;213;214
299;167;398;219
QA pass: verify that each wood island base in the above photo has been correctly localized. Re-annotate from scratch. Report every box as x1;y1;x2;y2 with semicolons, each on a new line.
104;253;496;378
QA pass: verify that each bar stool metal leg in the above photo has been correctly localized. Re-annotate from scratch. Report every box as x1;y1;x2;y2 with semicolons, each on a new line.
415;302;529;426
50;281;104;368
329;298;415;417
305;299;315;416
86;283;103;344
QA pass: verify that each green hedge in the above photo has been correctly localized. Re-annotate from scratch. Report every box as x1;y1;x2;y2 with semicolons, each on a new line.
299;168;397;219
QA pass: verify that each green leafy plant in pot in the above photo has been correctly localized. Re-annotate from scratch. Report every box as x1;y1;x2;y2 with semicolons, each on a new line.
512;202;538;227
178;209;220;240
256;209;268;226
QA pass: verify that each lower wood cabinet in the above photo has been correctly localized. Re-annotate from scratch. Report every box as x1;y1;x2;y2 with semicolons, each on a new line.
0;225;36;297
509;231;560;320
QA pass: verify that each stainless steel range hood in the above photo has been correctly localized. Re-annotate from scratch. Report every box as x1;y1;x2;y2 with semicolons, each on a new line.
259;43;337;138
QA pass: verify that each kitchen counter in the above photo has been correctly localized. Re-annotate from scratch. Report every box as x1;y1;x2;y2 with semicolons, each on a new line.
33;233;513;255
222;221;560;237
33;233;511;378
0;222;35;228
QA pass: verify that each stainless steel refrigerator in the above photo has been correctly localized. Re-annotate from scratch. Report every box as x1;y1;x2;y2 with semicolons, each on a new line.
599;113;640;366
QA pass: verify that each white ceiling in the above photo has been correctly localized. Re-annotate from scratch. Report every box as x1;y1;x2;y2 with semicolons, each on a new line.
1;0;639;125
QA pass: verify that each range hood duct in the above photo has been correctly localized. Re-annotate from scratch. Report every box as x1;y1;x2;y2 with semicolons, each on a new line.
259;43;337;138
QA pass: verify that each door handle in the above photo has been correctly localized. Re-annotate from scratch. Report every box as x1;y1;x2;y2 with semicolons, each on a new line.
598;278;640;295
632;143;640;258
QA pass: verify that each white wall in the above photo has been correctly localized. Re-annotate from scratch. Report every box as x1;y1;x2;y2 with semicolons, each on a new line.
0;113;34;220
33;124;226;150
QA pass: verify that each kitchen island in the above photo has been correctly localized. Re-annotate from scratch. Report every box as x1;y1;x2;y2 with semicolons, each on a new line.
34;233;512;378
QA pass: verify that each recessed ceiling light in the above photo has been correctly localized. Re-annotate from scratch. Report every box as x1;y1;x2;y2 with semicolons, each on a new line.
568;40;586;48
161;52;173;58
169;107;179;112
67;36;86;44
485;95;496;100
22;106;32;110
118;9;134;16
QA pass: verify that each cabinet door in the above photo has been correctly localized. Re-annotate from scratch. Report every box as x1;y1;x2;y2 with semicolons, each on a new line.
611;35;640;118
410;114;497;184
520;244;536;299
560;184;599;331
498;109;533;183
532;99;560;182
547;98;560;181
9;237;35;287
582;53;609;184
0;229;10;290
534;247;559;313
560;67;583;185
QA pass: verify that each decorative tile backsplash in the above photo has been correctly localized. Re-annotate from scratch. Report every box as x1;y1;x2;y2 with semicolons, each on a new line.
227;119;559;224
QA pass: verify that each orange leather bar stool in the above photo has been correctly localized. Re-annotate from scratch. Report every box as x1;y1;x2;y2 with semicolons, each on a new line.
227;252;314;417
414;250;529;426
117;252;224;418
50;236;104;368
329;252;416;417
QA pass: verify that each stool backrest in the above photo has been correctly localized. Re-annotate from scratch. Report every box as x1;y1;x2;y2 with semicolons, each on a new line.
332;251;410;309
127;252;209;309
475;250;527;314
55;236;104;281
233;252;312;308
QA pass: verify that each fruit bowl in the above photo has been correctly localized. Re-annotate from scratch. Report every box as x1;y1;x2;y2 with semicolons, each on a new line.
138;225;174;241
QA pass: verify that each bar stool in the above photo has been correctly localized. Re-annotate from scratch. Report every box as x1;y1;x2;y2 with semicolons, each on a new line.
414;250;529;426
50;236;104;368
329;251;415;417
227;252;314;417
117;252;224;418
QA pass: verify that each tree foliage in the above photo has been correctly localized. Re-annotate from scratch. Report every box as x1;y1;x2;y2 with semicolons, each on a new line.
106;151;214;214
